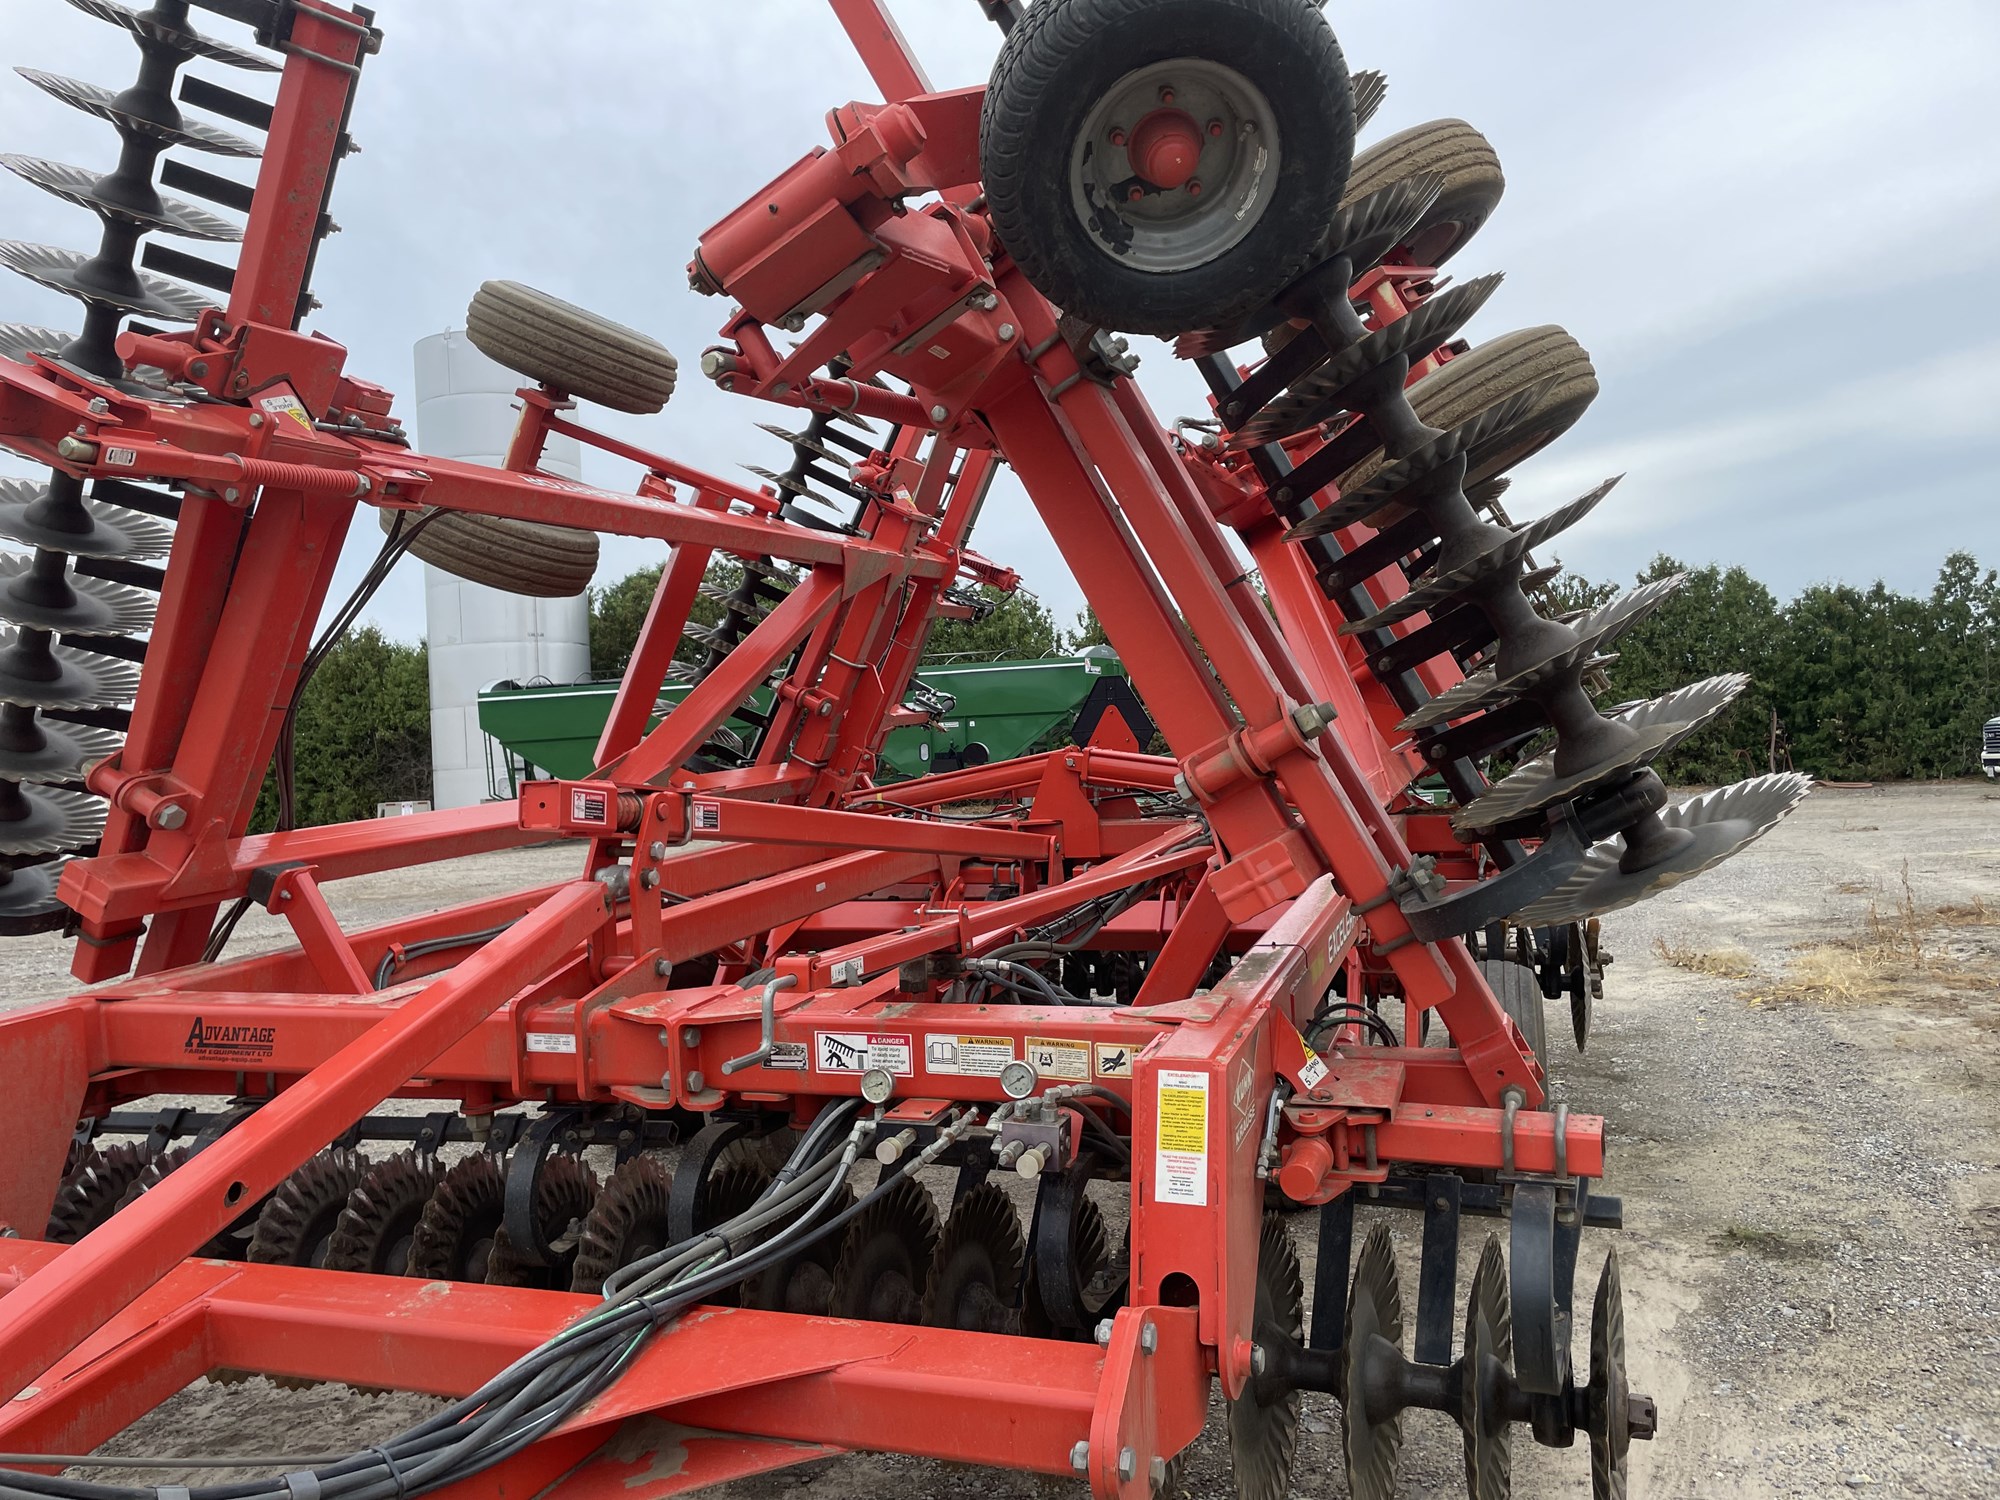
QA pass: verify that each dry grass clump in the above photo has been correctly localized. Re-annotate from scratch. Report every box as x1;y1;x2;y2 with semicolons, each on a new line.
1651;937;1756;979
1764;864;2000;1004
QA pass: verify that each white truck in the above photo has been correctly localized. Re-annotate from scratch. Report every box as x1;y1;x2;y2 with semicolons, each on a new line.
1985;716;2000;779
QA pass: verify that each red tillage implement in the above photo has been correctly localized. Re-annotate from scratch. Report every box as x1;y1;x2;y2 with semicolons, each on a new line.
0;2;1806;1497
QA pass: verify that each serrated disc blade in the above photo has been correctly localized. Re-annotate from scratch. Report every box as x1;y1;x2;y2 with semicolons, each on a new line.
1401;566;1674;730
1321;171;1446;280
65;0;278;71
755;422;854;472
0;555;156;635
1352;69;1388;132
1510;772;1812;925
0;630;142;710
0;712;121;784
0;155;241;241
0;855;72;933
0;479;173;561
0;240;213;322
1227;273;1505;447
1286;378;1556;540
14;70;261;156
0;323;72;366
0;782;104;855
1453;673;1751;831
1348;477;1619;636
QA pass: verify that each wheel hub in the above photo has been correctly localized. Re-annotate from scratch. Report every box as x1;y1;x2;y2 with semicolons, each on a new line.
1070;58;1281;274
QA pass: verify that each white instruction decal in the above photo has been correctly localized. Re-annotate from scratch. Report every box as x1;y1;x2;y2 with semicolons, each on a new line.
925;1034;1015;1076
1025;1036;1089;1081
524;1031;577;1055
1155;1069;1209;1206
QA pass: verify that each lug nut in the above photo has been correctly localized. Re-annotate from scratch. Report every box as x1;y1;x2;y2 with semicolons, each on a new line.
1158;86;1175;103
1126;185;1144;202
1109;128;1126;146
1185;178;1202;198
1207;118;1224;137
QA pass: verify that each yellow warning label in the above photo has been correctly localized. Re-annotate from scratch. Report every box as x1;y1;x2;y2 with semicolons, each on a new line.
1155;1068;1209;1206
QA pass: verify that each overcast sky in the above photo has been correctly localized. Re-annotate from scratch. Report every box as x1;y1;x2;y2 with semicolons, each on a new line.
3;0;1996;647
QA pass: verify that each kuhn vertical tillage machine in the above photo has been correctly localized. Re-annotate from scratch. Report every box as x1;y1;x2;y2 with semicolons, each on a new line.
0;1;1806;1497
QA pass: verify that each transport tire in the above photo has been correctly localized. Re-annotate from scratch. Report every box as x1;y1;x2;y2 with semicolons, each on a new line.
1339;118;1504;268
464;280;677;414
1334;324;1598;497
1479;957;1547;1070
981;0;1356;335
378;505;598;599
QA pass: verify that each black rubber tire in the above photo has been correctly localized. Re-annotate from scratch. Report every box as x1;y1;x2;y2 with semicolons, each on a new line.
465;280;677;415
1478;957;1547;1069
1334;324;1598;497
378;505;598;599
981;0;1356;335
1340;118;1504;268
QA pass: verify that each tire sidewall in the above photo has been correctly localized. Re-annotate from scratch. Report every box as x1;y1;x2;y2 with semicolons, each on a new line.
986;0;1353;334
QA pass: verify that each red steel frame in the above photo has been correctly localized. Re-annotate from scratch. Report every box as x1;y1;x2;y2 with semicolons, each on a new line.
0;4;1599;1495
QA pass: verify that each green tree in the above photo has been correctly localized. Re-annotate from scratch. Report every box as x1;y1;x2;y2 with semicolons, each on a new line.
923;586;1062;662
1601;555;1782;783
588;559;735;680
249;626;430;830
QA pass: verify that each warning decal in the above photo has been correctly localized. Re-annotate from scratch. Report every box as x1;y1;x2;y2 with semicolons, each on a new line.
1025;1036;1089;1081
1093;1041;1133;1079
1155;1069;1210;1206
816;1031;912;1076
569;787;608;826
924;1034;1015;1076
691;799;723;833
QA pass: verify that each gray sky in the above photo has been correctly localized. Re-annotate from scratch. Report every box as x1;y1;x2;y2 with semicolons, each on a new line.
3;0;1996;647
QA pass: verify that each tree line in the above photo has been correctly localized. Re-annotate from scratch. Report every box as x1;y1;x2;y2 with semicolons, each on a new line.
1550;550;1998;784
256;549;1995;828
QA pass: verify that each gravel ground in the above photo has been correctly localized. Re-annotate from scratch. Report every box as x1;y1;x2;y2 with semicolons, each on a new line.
4;782;1997;1498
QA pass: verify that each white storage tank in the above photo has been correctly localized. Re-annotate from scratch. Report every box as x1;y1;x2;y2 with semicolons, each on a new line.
412;331;592;809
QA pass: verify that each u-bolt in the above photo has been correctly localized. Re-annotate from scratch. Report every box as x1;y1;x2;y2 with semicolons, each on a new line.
721;973;798;1075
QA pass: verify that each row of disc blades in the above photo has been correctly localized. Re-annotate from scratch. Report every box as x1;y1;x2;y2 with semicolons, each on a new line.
1200;105;1807;926
46;1134;1106;1341
0;0;277;932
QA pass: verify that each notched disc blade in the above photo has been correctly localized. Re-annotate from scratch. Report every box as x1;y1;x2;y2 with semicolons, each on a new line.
0;630;143;710
15;70;262;156
0;479;174;561
0;323;72;366
0;239;213;322
1228;273;1505;446
1352;69;1389;131
0;713;121;784
0;783;104;855
0;855;71;933
65;0;279;71
0;156;241;241
1350;477;1619;636
1511;772;1812;925
0;555;157;635
1403;567;1677;731
1454;673;1749;831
